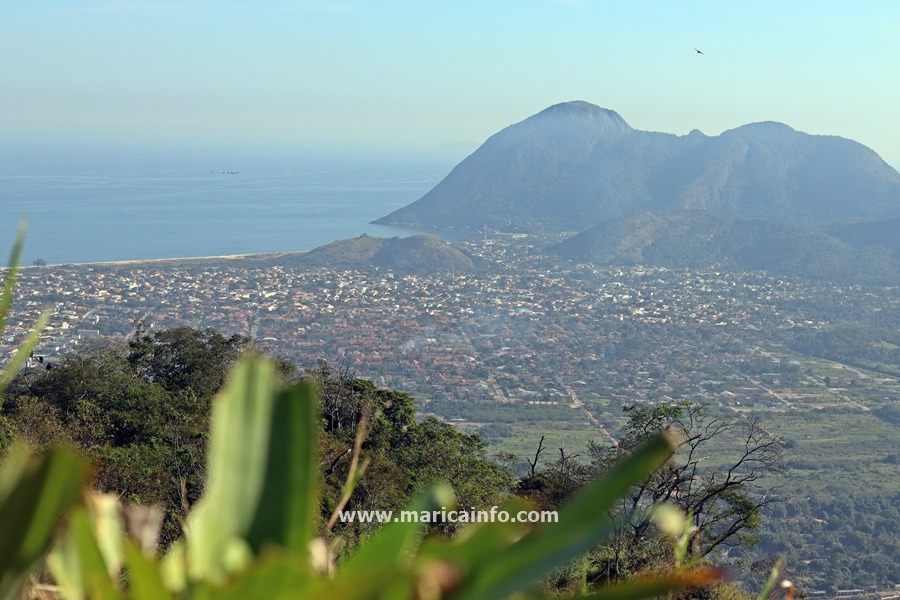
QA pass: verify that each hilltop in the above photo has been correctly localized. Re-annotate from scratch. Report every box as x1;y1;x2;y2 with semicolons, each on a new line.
375;101;900;233
264;234;476;274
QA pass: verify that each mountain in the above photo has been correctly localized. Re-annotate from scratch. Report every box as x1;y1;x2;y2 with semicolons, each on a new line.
375;102;900;232
267;234;476;274
550;211;900;283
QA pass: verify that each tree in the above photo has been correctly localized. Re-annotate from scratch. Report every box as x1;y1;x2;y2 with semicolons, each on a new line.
3;331;235;545
396;416;515;514
128;322;249;400
591;402;786;562
519;401;786;585
308;361;514;536
518;442;593;509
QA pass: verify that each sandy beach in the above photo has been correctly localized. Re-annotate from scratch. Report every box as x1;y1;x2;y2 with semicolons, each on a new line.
16;251;306;269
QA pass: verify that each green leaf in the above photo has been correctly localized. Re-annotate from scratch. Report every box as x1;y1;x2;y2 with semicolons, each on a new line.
124;541;173;600
758;556;787;600
454;432;676;600
184;357;280;581
305;565;411;600
48;504;123;600
190;553;315;600
0;446;91;600
337;483;456;581
159;542;187;594
246;380;319;555
89;494;125;580
47;494;129;600
0;220;44;397
419;497;532;571
183;356;319;584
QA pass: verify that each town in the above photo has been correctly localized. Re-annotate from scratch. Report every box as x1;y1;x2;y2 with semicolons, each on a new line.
2;235;899;591
3;236;897;423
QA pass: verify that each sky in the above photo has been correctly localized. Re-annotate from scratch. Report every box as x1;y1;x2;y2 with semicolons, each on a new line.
2;1;900;167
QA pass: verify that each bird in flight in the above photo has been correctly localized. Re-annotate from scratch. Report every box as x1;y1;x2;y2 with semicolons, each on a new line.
695;48;704;54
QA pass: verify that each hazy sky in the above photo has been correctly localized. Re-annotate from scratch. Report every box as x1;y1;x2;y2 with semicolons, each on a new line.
2;1;899;166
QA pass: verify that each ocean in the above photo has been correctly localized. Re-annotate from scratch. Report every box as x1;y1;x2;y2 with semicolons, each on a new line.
0;142;458;265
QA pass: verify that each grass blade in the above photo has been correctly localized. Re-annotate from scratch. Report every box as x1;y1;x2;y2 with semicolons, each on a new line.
0;446;91;600
0;219;27;337
51;506;121;599
419;497;532;570
758;556;787;600
0;308;50;390
185;356;281;582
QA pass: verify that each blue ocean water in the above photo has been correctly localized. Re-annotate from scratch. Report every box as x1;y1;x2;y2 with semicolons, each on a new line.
0;143;457;265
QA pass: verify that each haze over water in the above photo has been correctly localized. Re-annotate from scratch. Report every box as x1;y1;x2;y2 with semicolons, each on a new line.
0;143;456;265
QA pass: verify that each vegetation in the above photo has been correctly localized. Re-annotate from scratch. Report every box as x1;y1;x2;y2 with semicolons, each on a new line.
750;406;899;589
2;333;520;552
13;319;895;592
267;234;477;274
551;210;900;284
0;350;726;598
515;402;787;591
789;323;900;377
2;326;247;546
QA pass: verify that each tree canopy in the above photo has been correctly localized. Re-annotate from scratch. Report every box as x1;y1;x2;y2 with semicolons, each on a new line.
1;327;515;548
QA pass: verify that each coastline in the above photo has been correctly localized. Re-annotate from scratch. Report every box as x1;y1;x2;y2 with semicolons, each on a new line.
15;251;306;270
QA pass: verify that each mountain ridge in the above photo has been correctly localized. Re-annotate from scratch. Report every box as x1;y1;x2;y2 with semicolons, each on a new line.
374;101;900;232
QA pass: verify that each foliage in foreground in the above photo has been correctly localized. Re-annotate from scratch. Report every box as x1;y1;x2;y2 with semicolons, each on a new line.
0;352;731;600
1;333;516;552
